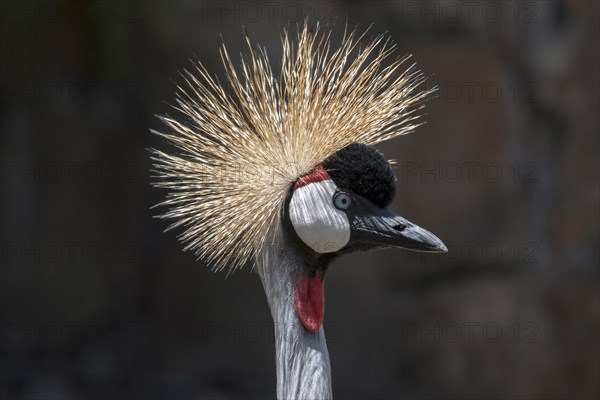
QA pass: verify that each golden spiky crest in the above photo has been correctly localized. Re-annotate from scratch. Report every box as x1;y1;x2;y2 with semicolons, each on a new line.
151;23;431;272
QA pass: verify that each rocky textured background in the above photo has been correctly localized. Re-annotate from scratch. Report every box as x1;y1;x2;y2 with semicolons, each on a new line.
1;1;598;398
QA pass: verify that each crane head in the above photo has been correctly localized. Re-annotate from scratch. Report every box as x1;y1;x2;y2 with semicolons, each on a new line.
285;143;447;332
288;143;446;255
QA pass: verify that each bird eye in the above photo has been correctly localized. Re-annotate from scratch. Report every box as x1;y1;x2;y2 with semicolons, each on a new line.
333;192;352;210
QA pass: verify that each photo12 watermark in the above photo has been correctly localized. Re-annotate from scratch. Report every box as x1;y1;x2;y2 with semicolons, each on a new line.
197;321;340;344
396;1;540;26
1;81;139;104
395;161;540;184
400;320;540;344
0;321;142;347
1;241;141;265
1;161;141;185
198;1;338;24
426;81;539;104
0;1;142;24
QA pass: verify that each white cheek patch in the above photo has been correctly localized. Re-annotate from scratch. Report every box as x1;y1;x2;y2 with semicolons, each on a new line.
289;180;351;253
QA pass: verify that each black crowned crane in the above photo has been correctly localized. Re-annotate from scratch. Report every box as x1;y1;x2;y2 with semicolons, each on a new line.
151;23;447;399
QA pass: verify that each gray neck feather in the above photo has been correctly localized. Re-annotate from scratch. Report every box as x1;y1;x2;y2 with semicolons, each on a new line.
256;224;332;400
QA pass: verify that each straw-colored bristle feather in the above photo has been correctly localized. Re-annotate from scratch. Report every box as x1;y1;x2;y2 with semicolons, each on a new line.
151;23;432;272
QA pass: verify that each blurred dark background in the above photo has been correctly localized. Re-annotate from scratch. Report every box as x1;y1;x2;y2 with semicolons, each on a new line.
1;1;598;399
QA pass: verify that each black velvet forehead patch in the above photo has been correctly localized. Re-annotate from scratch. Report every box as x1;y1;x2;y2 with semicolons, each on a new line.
322;143;396;208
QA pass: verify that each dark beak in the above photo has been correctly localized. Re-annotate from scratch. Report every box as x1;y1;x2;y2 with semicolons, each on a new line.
349;199;447;253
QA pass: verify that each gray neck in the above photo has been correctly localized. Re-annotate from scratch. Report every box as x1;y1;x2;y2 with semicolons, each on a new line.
256;224;332;400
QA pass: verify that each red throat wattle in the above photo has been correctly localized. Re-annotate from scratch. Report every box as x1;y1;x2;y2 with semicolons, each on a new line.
295;271;325;332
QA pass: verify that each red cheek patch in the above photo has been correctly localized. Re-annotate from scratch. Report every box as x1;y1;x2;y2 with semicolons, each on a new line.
294;271;325;333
